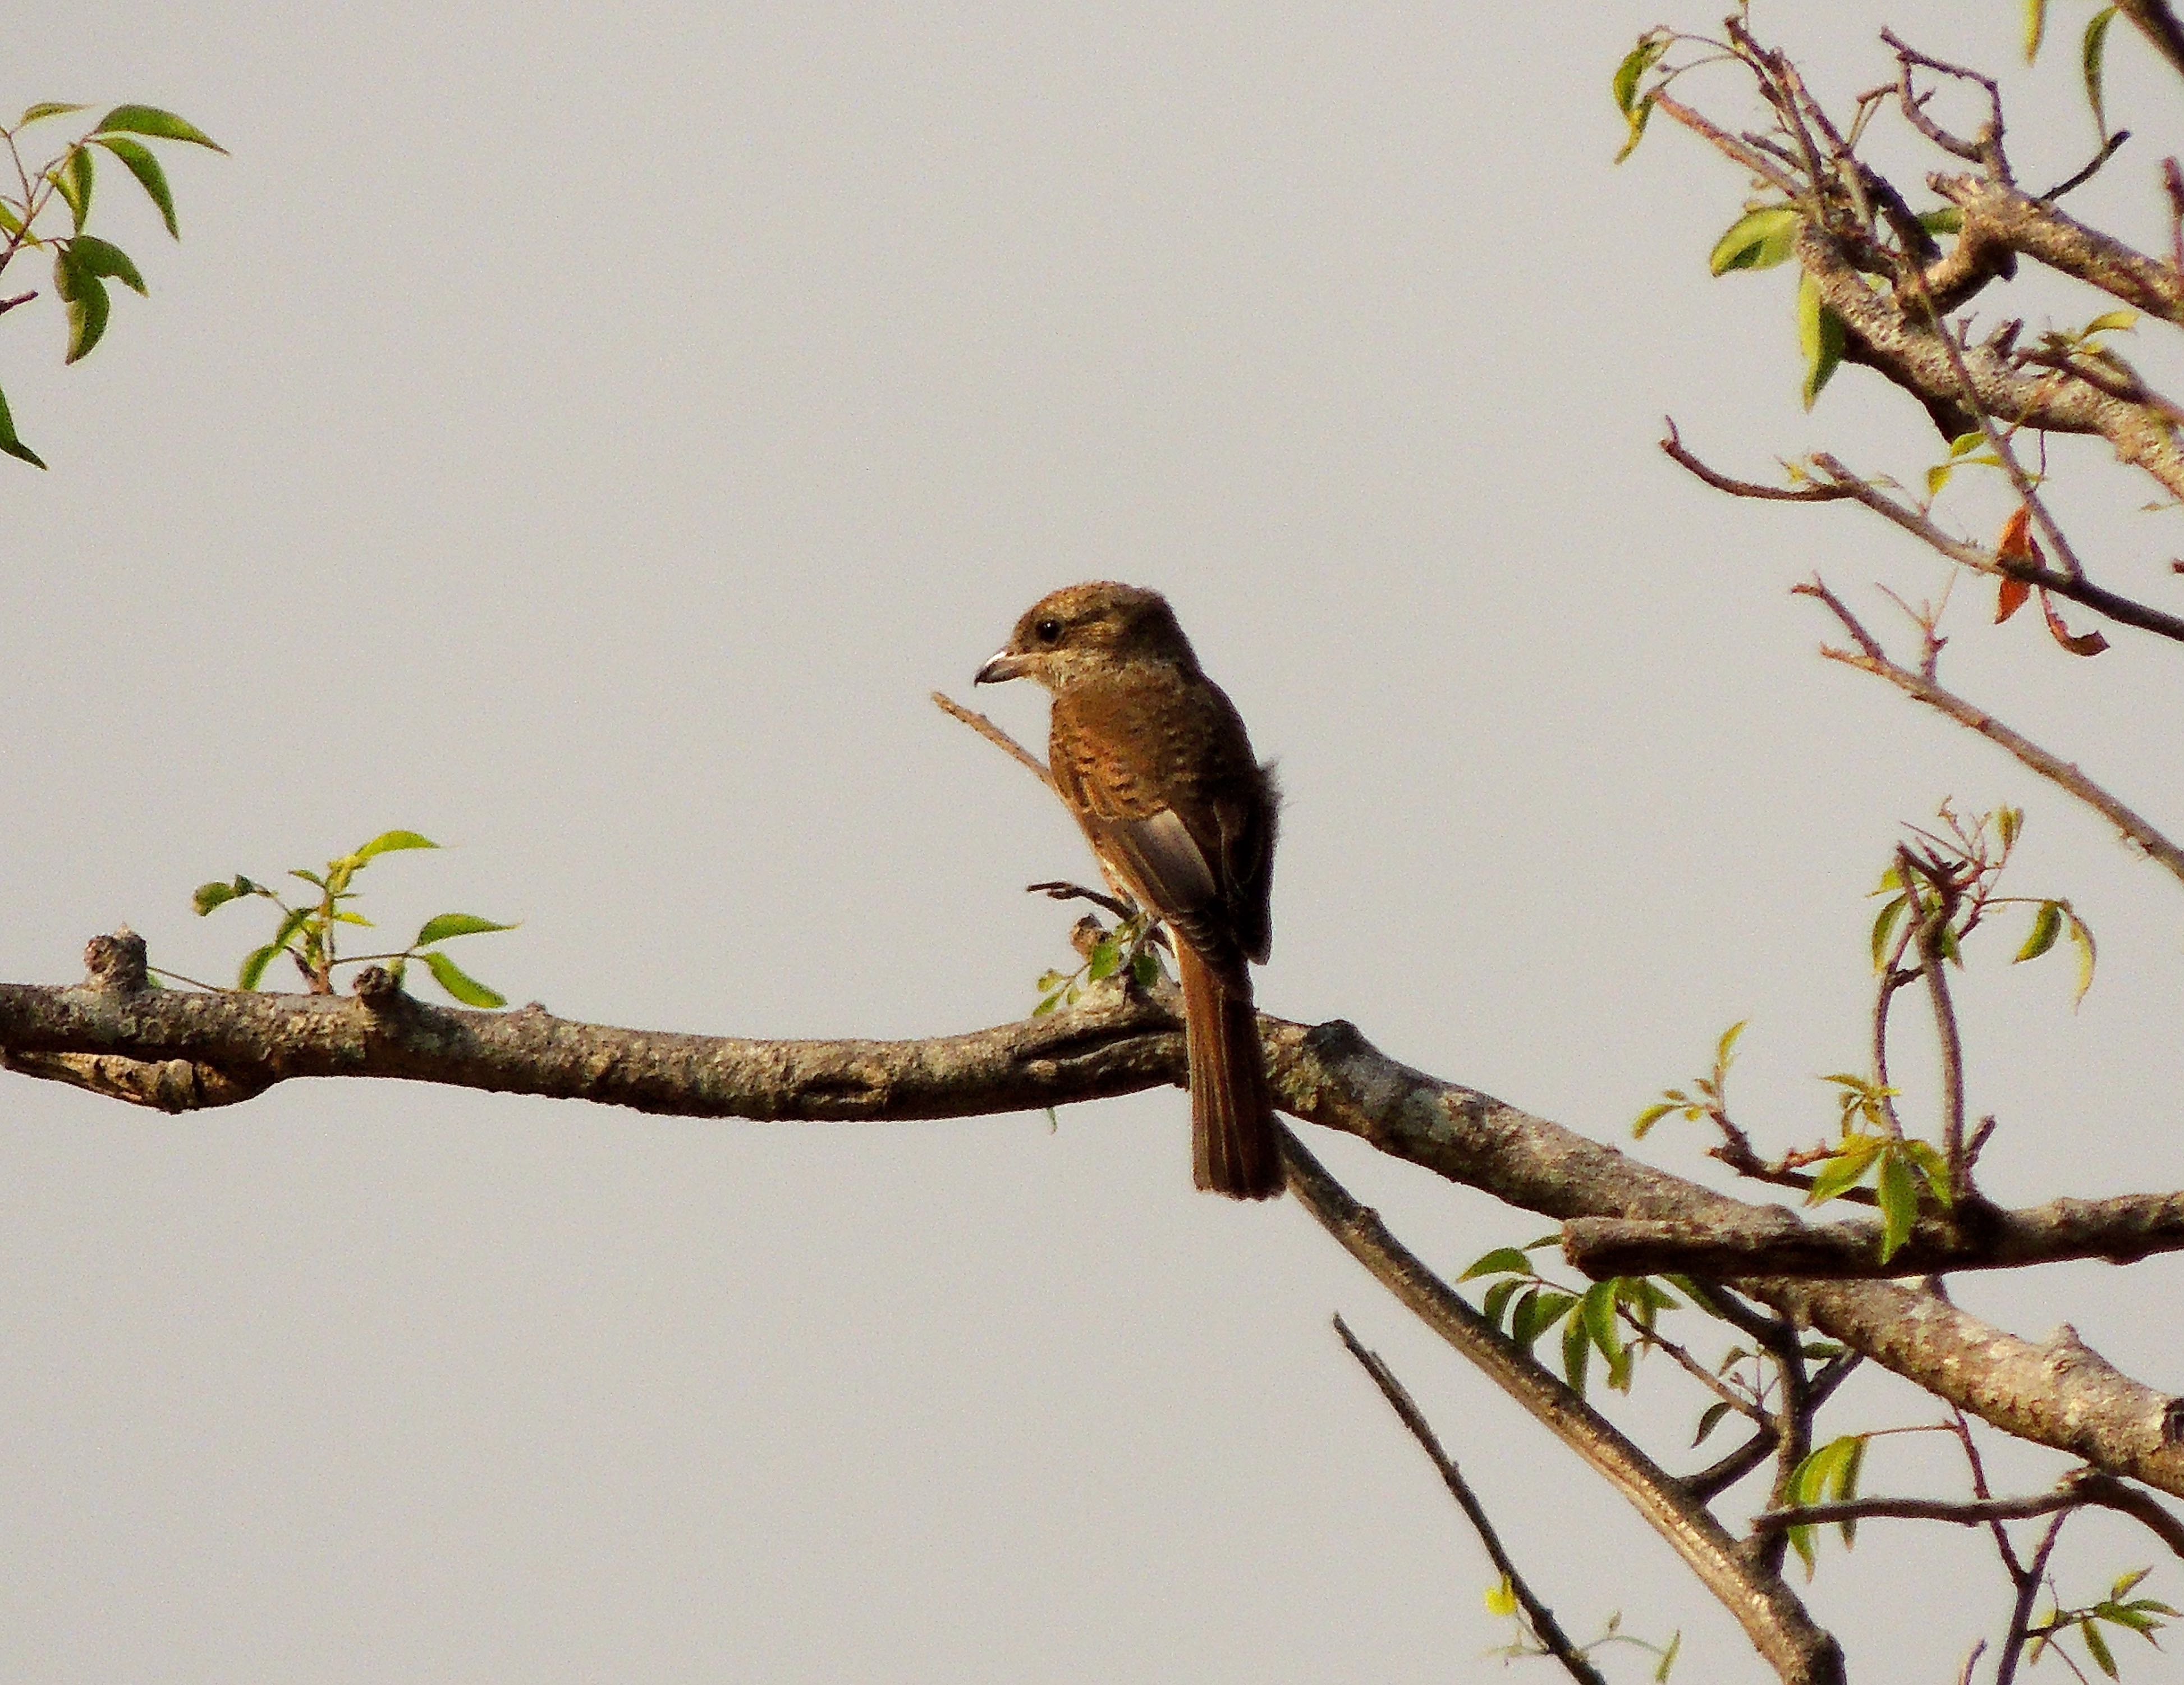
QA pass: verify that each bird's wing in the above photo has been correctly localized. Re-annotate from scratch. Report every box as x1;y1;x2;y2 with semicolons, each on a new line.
1053;739;1242;975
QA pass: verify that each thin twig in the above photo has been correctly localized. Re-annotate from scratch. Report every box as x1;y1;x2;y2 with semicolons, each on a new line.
2041;130;2131;202
1650;90;1804;197
1804;454;2184;642
1755;1473;2184;1560
932;691;1053;787
1902;849;1968;1196
1883;28;2009;175
1660;420;1851;501
2164;158;2184;273
1334;1315;1608;1685
1796;583;2184;887
1995;1513;2070;1685
1280;1128;1847;1685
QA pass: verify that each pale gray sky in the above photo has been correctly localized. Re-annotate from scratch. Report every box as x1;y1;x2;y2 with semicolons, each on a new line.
8;3;2184;1679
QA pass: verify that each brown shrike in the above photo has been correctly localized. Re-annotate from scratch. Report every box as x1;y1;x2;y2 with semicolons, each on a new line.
976;581;1282;1199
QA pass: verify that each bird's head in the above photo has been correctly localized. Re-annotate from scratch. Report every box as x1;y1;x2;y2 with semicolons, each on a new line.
974;581;1197;691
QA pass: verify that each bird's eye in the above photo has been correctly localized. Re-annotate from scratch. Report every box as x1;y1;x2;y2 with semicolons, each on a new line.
1034;618;1062;644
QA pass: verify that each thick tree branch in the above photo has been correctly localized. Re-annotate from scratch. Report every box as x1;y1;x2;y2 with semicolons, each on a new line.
1562;1189;2184;1279
1797;226;2184;501
1933;174;2184;327
8;943;2184;1507
1333;1314;1609;1685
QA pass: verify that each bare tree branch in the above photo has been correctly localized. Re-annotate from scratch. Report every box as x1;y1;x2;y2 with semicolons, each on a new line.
1754;1475;2184;1561
1660;437;2184;645
1796;582;2184;884
1333;1315;1609;1685
1995;1512;2070;1685
8;942;2184;1505
1933;175;2184;328
1283;1129;1845;1685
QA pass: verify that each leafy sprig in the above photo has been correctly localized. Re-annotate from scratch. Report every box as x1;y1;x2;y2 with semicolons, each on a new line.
0;100;226;466
190;830;515;1006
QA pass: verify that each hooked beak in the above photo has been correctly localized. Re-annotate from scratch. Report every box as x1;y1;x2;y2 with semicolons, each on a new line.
974;649;1030;685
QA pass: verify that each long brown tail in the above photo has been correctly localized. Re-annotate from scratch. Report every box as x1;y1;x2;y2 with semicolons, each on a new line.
1177;945;1282;1199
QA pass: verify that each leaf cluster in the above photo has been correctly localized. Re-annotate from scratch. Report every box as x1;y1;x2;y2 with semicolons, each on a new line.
1780;1433;1868;1575
1031;916;1160;1017
2028;1567;2176;1679
191;830;515;1006
0;100;225;468
1460;1238;1677;1398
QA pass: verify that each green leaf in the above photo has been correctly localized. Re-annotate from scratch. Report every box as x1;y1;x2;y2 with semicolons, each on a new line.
1461;1246;1535;1281
61;145;94;232
2113;1568;2151;1602
2084;7;2118;137
1797;270;1845;410
1834;1435;1865;1546
1581;1279;1623;1366
1654;1632;1681;1683
1901;1139;1956;1209
2026;0;2048;61
1786;1518;1816;1576
1613;32;1668;115
1633;1099;1678;1138
1709;207;1801;275
64;233;146;294
1031;991;1063;1017
237;941;284;991
1130;948;1159;987
1616;95;1654;165
1086;937;1120;982
1875;1150;1919;1262
2067;909;2098;1007
1692;1399;1733;1447
2016;901;2063;963
53;248;109;363
0;381;46;469
90;104;227;152
18;102;89;126
192;879;246;915
414;912;516;946
1918;207;1963;236
356;828;439;859
2082;1616;2118;1679
1806;1139;1881;1205
92;136;178;237
1511;1289;1576;1352
2084;306;2136;336
420;948;506;1008
1997;806;2024;849
1562;1309;1591;1394
1715;1019;1747;1066
1870;895;1908;969
1480;1277;1523;1331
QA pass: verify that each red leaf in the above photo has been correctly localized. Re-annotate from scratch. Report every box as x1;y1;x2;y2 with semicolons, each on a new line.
2038;588;2109;656
1996;503;2040;562
1995;574;2031;622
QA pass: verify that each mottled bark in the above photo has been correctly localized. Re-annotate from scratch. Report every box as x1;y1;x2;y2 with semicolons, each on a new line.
3;938;2180;1507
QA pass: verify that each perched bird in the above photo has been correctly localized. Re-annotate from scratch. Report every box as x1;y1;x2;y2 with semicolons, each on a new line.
976;581;1282;1199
